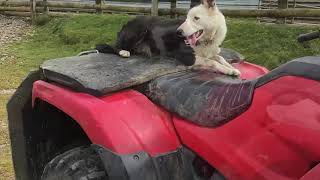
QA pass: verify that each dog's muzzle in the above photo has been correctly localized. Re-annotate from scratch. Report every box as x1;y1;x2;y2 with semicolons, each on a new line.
176;29;184;37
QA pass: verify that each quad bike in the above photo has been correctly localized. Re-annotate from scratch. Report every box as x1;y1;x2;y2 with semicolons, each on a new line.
7;31;320;180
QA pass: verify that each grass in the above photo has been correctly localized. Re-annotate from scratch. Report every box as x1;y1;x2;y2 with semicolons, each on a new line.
0;14;319;179
224;18;320;69
0;95;10;145
0;94;14;180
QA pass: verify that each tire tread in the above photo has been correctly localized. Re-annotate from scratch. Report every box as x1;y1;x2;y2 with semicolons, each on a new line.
41;146;107;180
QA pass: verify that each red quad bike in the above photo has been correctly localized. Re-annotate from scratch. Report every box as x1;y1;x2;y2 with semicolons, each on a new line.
7;32;320;180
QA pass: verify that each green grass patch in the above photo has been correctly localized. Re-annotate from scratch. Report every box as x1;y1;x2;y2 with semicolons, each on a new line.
0;95;10;144
1;14;131;89
34;15;52;26
1;15;320;89
0;94;14;180
224;18;320;69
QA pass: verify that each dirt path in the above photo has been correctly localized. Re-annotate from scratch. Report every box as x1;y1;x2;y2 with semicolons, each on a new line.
0;14;32;65
0;15;31;46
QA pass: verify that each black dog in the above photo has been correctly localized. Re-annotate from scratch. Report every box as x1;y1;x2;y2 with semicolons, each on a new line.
96;16;195;66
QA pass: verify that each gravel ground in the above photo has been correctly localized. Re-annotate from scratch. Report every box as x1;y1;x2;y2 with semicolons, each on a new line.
0;15;32;64
0;15;31;45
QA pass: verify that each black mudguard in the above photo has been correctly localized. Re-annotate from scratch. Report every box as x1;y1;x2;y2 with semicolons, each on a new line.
7;70;42;180
92;145;196;180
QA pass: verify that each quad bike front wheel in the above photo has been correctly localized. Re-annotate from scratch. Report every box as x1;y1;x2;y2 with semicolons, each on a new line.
41;146;107;180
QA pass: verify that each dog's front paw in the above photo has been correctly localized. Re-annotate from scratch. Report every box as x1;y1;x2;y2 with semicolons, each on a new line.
231;68;241;77
119;50;130;58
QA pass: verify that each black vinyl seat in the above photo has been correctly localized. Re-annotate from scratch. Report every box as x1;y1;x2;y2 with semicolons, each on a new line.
146;71;257;127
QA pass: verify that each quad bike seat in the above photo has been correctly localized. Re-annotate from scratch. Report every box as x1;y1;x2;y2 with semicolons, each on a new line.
147;71;256;127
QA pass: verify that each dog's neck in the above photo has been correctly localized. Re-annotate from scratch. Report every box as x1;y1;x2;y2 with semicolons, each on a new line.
199;6;221;46
198;30;216;47
193;40;217;59
198;39;213;46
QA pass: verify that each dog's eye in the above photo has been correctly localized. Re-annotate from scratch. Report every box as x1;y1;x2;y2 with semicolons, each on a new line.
194;16;200;20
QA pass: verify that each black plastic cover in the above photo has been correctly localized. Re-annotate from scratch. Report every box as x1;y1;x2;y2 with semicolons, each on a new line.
41;53;187;96
92;145;195;180
7;70;42;180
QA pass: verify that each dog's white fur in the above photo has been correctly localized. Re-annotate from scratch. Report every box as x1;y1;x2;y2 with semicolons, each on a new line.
119;50;130;57
177;0;241;76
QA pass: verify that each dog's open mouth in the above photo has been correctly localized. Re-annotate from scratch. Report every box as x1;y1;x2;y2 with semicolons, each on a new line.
184;30;203;47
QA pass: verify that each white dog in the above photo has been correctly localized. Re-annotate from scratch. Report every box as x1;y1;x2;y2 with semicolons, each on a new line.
97;0;240;76
177;0;241;76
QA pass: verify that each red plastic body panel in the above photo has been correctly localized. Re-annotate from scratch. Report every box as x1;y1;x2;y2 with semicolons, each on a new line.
32;80;180;156
234;61;269;80
174;76;320;180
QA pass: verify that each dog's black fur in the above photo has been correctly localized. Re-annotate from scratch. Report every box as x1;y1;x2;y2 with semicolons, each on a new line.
96;16;195;66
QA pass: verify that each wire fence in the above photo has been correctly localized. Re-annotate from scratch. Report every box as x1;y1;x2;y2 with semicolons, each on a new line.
258;0;320;24
0;0;319;25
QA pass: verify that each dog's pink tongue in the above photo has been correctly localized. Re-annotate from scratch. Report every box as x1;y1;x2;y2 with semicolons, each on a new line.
187;34;197;47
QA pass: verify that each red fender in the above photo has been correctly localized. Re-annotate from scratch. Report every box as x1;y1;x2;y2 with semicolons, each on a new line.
32;80;180;156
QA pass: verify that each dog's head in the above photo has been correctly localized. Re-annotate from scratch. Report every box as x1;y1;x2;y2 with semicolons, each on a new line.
177;0;218;47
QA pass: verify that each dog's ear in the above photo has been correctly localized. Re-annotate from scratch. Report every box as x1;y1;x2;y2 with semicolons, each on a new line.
201;0;216;8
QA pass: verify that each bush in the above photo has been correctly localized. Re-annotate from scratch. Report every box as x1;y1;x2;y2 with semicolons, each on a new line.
35;15;51;26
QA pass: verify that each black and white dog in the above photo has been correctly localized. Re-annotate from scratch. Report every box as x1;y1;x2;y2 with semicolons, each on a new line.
96;0;240;76
97;16;196;66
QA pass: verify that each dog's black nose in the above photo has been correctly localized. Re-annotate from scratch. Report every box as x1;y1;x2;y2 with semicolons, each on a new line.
176;29;184;37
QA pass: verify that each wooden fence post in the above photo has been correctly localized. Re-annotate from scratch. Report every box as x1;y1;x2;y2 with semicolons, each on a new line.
30;0;36;24
151;0;158;16
190;0;200;8
291;0;296;23
170;0;176;18
278;0;288;9
43;0;49;14
278;0;288;23
95;0;102;14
